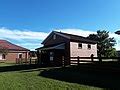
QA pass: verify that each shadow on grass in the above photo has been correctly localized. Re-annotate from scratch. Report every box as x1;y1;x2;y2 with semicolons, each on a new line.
39;64;120;89
0;64;41;72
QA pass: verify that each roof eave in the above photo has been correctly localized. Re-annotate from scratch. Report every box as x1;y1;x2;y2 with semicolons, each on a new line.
41;31;70;44
70;39;97;44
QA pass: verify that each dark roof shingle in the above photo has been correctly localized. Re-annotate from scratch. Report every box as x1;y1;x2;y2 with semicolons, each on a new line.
55;31;97;44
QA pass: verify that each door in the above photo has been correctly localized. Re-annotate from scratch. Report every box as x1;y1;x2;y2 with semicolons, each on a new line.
2;54;6;60
54;50;65;66
18;53;22;59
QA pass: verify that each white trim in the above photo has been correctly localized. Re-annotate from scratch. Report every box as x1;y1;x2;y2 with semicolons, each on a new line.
0;54;2;60
18;53;22;58
39;43;65;50
0;54;6;60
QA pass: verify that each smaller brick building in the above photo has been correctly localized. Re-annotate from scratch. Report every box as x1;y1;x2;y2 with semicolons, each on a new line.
0;40;29;63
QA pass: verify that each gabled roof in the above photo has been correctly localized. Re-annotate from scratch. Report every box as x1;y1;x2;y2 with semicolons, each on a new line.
42;31;97;44
0;40;29;51
36;43;65;50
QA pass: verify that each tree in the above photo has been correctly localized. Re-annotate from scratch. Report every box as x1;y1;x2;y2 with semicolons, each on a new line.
87;30;116;57
0;46;8;55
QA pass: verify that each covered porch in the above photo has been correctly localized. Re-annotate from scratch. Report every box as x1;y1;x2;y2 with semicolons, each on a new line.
37;43;66;66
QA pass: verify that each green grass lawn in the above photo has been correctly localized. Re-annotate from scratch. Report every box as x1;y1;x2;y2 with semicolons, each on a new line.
0;62;15;67
0;63;103;90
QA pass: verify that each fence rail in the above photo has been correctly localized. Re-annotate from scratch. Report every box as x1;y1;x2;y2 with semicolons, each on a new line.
16;57;38;64
70;56;120;65
70;57;120;59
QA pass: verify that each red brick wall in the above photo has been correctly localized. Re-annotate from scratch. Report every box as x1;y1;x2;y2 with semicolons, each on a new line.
5;51;29;63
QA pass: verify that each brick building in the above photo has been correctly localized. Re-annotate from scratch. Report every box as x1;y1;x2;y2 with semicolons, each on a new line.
0;40;29;63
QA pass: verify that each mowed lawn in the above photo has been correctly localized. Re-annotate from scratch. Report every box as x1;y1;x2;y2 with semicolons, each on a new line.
0;63;103;90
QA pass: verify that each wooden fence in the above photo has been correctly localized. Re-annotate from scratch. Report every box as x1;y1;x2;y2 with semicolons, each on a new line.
16;57;37;64
70;56;120;65
16;56;120;66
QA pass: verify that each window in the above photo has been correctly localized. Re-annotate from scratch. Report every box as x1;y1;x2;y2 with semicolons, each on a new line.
18;53;22;59
88;44;91;49
50;52;54;55
50;52;54;61
78;43;82;49
53;34;56;40
2;54;5;59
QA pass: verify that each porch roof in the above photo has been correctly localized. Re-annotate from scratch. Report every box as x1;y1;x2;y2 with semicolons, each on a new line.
37;43;65;51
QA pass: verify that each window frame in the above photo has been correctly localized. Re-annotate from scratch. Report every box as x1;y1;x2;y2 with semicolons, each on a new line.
78;43;82;49
88;44;91;49
50;52;54;61
2;54;6;60
18;53;22;59
53;34;56;40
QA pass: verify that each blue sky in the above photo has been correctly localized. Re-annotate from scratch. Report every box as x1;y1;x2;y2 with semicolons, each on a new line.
0;0;120;50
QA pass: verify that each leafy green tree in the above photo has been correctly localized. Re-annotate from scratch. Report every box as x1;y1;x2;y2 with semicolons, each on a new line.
0;46;8;55
87;30;116;57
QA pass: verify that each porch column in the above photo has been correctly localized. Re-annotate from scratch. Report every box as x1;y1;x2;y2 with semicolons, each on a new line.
37;50;41;65
25;52;27;63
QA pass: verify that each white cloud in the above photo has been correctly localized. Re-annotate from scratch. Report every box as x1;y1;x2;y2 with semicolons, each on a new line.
0;27;49;50
54;28;96;37
0;27;120;51
0;27;48;40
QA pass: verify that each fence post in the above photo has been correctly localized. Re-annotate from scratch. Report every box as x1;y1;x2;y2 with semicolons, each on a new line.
30;57;31;64
77;56;80;65
91;54;94;62
62;56;65;67
21;58;23;64
118;57;120;62
99;57;102;63
16;58;18;64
